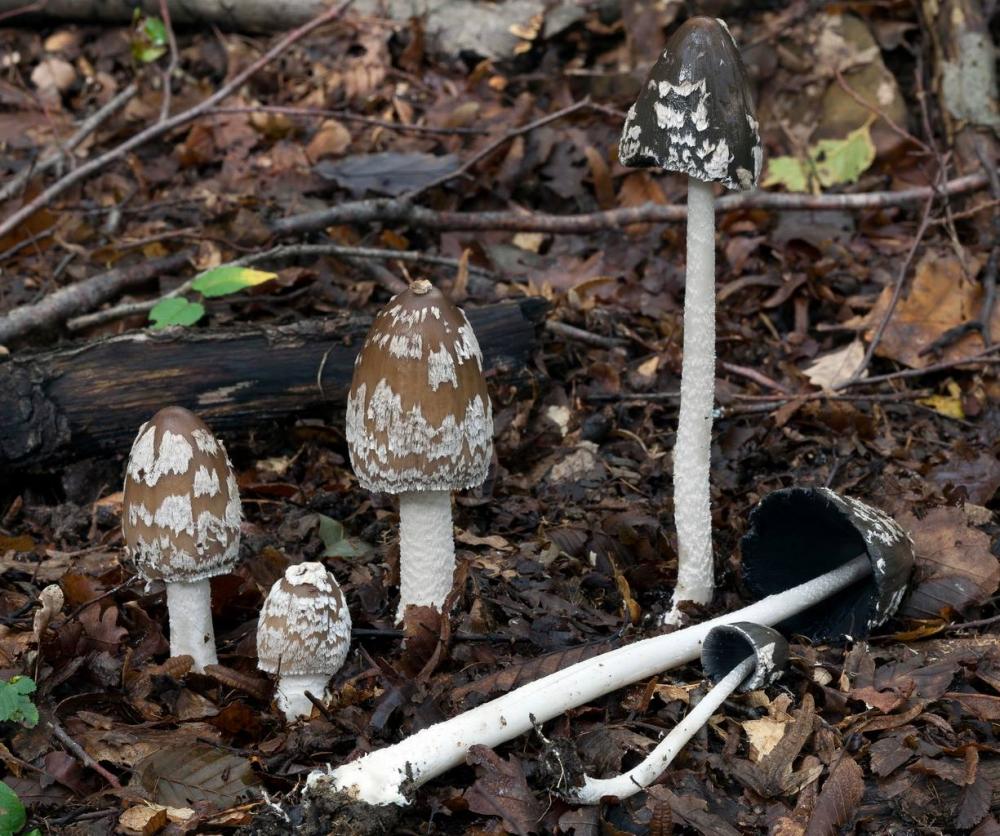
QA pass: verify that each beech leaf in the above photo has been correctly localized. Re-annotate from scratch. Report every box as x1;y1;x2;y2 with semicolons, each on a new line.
805;756;864;836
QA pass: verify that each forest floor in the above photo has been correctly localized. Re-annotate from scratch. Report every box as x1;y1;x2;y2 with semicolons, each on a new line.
0;1;999;834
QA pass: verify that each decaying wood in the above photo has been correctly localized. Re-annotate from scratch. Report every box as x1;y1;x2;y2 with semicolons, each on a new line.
0;298;547;470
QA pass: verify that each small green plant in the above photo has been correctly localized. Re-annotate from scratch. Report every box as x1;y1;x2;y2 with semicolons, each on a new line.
131;12;168;64
0;677;40;836
763;120;876;193
149;265;278;329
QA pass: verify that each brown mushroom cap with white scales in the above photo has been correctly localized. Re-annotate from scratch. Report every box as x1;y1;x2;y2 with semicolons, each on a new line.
122;406;242;582
345;279;493;494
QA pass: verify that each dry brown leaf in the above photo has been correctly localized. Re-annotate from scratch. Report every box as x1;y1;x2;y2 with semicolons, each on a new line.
865;251;994;369
465;745;543;836
616;172;667;236
804;756;864;836
898;506;999;618
742;715;789;762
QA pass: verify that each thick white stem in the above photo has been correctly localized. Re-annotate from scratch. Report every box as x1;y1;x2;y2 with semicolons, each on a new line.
397;490;456;622
569;656;753;803
276;673;330;721
308;555;871;806
166;579;217;672
669;176;717;618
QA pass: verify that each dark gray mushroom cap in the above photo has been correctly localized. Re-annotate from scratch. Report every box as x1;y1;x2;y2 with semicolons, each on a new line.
702;622;788;692
740;488;914;642
619;16;762;191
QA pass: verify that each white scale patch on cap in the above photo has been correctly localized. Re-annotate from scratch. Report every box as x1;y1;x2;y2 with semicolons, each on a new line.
427;344;458;391
192;428;220;455
127;424;156;483
153;493;194;535
129;503;154;527
454;318;484;371
193;466;220;497
389;333;423;360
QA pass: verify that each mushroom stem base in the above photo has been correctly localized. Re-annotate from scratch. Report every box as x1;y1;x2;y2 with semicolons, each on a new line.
307;555;872;807
670;175;717;620
277;673;330;721
166;579;218;672
397;490;455;622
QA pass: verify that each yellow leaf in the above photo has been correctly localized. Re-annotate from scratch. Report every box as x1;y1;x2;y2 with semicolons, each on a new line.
917;380;965;419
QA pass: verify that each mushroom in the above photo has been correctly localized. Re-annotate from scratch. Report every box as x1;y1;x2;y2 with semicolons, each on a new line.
257;562;352;721
122;406;242;672
619;17;762;620
345;279;493;621
306;490;911;808
568;622;788;804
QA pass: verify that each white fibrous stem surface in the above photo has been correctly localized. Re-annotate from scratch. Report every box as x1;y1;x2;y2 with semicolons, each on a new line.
397;490;455;622
166;579;217;671
570;656;753;803
307;555;871;807
276;673;331;721
668;175;717;622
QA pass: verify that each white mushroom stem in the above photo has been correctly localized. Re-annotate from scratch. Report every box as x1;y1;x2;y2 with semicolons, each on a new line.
276;673;330;721
307;554;871;807
397;490;456;622
569;656;753;803
166;579;218;672
668;175;717;622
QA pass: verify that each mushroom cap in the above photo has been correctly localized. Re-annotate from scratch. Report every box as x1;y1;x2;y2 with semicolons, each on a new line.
701;622;788;692
345;279;494;494
122;406;242;583
256;562;352;676
740;487;914;641
619;16;762;191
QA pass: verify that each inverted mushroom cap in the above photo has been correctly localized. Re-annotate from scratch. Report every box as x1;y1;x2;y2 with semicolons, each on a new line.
619;16;762;191
701;622;788;692
257;562;352;676
122;406;242;583
740;488;913;641
345;279;494;494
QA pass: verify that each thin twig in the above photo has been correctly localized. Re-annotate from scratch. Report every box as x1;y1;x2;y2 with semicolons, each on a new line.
833;69;931;155
838;345;1000;388
546;320;624;349
208;105;490;135
0;0;355;243
720;361;790;394
48;719;122;788
0;83;138;205
66;243;498;331
840;193;936;387
401;98;596;200
272;173;989;237
157;0;179;123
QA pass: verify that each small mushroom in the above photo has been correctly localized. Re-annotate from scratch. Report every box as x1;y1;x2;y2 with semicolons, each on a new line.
346;278;493;621
569;622;788;803
306;489;912;809
257;562;352;721
740;487;914;641
620;17;762;621
122;406;241;672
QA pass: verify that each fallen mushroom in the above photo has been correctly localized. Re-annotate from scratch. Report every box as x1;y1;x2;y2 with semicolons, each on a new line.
257;562;352;721
619;17;762;621
567;622;788;803
345;279;493;621
122;406;242;672
306;490;911;808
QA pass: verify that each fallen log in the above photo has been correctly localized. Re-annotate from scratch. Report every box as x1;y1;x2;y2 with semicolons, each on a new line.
0;298;547;471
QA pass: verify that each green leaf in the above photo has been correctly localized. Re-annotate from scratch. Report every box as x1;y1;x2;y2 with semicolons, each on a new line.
763;123;876;193
813;124;876;188
0;781;26;833
762;155;810;192
191;266;278;299
149;297;205;329
143;17;168;48
0;677;37;728
316;515;372;559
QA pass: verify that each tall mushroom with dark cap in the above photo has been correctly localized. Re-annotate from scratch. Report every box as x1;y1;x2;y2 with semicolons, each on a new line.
346;279;493;621
122;406;242;671
568;622;788;804
620;17;762;621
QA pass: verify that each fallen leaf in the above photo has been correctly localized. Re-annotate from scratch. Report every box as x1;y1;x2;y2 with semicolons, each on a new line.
917;380;966;420
804;756;864;836
130;744;259;810
898;507;999;618
957;773;994;830
118;804;168;835
465;745;543;836
742;715;789;761
315;151;460;196
803;340;865;390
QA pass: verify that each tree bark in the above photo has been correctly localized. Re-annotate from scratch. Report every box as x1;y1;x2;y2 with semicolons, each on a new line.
0;298;546;471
